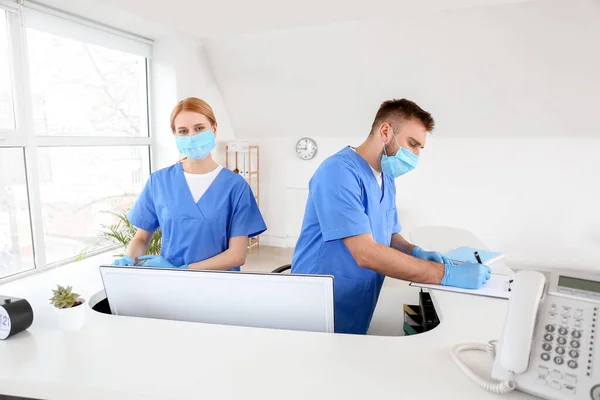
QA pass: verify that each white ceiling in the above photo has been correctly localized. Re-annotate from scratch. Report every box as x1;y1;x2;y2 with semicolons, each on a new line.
205;0;600;138
97;0;532;38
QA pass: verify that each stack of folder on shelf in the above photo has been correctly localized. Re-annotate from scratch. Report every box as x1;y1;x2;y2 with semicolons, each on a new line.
403;290;440;336
403;304;423;335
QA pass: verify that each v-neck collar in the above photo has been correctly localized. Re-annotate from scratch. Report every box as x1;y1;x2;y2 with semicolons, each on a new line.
345;146;386;203
177;162;226;219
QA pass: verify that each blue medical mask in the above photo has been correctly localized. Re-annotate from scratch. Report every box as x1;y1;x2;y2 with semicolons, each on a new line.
381;130;419;178
175;129;216;160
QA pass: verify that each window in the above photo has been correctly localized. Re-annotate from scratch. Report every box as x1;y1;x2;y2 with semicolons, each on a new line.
0;10;15;129
27;29;149;137
0;3;153;280
38;146;150;264
0;148;35;278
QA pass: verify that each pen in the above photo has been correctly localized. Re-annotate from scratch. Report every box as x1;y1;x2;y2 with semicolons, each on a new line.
474;251;483;264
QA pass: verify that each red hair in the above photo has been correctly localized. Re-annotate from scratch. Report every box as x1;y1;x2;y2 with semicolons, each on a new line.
170;97;217;133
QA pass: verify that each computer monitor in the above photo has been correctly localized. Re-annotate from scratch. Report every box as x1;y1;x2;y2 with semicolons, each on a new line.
99;266;335;333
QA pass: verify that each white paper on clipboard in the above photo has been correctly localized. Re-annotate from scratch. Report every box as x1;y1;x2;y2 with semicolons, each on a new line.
409;274;514;300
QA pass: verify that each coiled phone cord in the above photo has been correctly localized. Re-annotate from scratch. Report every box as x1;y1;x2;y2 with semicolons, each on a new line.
450;341;516;394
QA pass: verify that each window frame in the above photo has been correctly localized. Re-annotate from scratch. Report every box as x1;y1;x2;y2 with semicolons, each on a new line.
0;2;154;282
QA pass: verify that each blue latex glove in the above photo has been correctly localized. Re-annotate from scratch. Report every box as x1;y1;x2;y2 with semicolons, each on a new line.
112;255;134;266
441;261;491;289
138;255;187;269
412;247;452;265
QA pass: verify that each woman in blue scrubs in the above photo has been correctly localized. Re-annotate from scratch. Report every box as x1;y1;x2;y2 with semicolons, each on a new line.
112;97;266;271
291;99;490;334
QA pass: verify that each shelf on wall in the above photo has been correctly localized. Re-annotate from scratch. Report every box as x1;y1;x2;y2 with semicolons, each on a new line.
226;144;261;255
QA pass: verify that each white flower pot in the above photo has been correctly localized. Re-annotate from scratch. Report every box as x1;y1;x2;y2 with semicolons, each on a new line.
54;297;86;331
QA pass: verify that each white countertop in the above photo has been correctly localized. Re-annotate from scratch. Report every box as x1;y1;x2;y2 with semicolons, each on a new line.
0;230;539;400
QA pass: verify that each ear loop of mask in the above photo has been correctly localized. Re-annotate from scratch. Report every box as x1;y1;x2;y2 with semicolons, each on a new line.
382;124;400;157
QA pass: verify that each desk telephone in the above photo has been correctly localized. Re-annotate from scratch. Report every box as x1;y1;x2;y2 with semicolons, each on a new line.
452;270;600;399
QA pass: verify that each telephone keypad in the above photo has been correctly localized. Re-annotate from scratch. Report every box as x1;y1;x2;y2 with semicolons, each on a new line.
535;301;597;394
569;349;579;358
563;384;576;395
550;370;562;379
554;356;564;365
564;373;577;384
542;343;552;352
559;327;569;336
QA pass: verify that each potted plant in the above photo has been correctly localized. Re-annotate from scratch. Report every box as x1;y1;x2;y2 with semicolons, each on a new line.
50;285;86;331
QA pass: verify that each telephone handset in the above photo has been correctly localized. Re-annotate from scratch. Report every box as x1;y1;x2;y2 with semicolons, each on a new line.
452;270;600;399
493;270;546;380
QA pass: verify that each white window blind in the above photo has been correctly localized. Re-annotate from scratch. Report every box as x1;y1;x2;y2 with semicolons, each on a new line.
0;1;19;14
23;4;152;58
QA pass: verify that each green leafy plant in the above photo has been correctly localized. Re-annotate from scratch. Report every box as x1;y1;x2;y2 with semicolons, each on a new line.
75;210;162;261
49;285;81;309
100;210;162;257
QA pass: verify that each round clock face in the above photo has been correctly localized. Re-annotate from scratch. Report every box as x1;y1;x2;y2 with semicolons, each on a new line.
296;137;317;160
0;306;11;340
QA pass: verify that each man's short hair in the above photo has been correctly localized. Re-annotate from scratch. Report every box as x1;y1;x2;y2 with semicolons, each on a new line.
370;99;435;134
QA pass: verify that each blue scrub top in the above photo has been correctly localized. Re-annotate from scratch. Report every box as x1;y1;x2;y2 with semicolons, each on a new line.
128;163;267;271
291;147;401;334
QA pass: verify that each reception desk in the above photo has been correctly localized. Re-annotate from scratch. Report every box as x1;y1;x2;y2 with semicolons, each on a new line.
0;230;539;400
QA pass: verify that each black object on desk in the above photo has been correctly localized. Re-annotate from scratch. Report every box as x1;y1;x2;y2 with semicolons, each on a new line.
403;290;440;335
0;295;34;340
419;290;440;331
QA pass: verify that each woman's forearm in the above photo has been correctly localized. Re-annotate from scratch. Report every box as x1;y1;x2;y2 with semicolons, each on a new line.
187;248;246;270
126;237;151;265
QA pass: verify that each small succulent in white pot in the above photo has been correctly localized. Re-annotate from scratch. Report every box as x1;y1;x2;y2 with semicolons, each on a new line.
50;285;85;331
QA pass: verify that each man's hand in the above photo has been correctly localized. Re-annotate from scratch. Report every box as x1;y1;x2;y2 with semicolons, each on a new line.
412;247;452;265
440;262;491;289
342;234;445;284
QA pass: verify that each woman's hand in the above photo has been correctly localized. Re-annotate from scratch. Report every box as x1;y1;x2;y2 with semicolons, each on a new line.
138;255;187;269
112;255;134;266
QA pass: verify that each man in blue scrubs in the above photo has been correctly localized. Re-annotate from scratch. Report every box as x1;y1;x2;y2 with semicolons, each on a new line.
291;99;490;334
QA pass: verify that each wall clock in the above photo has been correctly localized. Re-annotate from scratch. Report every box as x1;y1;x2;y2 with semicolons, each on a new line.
295;137;317;160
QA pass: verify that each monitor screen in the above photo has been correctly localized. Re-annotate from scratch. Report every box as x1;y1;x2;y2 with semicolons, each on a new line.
99;266;335;333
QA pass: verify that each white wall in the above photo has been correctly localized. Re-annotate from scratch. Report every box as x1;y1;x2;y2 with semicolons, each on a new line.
205;0;600;270
152;35;236;169
253;136;600;270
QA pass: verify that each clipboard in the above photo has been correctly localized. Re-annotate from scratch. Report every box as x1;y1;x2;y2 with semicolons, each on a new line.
409;274;514;300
